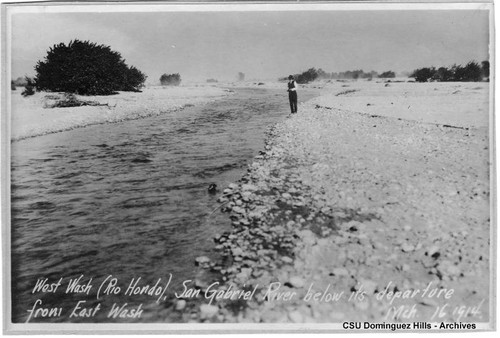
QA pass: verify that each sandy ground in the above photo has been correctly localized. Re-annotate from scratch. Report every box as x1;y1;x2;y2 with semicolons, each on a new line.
189;81;492;325
312;80;490;128
10;85;230;141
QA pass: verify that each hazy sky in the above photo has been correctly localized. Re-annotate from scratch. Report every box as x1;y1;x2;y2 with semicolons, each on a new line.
10;8;490;83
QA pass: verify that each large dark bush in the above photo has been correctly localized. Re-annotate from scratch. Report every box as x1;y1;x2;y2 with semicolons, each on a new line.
34;39;146;95
160;73;181;86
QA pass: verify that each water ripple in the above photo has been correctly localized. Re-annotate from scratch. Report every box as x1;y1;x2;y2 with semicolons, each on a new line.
10;88;319;323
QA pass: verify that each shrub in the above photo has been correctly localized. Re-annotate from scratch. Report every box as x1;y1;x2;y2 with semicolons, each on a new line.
206;78;218;83
34;39;146;95
11;80;16;91
379;71;396;78
238;72;245;81
411;61;486;82
21;77;36;97
450;65;461;80
160;73;181;86
296;68;319;84
47;93;109;108
435;67;454;81
411;67;436;82
461;61;482;82
449;63;483;82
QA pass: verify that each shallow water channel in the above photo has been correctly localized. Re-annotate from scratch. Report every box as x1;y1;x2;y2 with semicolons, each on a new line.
10;87;318;323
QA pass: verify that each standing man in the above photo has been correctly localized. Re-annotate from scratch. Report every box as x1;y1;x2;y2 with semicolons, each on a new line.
287;75;298;114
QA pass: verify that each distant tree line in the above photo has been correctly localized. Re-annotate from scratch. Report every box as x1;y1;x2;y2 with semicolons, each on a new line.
280;68;398;84
411;61;489;82
160;73;181;86
331;70;379;80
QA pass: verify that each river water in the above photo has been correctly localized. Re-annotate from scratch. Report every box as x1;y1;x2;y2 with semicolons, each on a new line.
10;87;318;323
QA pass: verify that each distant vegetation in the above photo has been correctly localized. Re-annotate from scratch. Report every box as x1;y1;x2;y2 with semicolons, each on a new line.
279;68;321;84
238;72;245;81
296;68;320;84
160;73;181;86
11;76;32;92
411;61;489;82
282;61;489;84
379;71;396;78
34;40;146;95
206;78;218;83
331;70;379;80
281;68;397;83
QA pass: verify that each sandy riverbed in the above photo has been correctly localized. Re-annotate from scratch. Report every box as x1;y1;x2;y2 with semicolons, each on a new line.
191;80;492;326
10;85;230;141
313;79;490;128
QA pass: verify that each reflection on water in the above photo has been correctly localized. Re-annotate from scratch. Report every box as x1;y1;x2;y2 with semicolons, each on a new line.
10;88;318;322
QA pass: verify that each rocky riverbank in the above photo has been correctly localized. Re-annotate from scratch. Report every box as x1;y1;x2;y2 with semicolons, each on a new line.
187;93;490;324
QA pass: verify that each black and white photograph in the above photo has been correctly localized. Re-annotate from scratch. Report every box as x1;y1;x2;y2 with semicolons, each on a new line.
1;0;495;334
